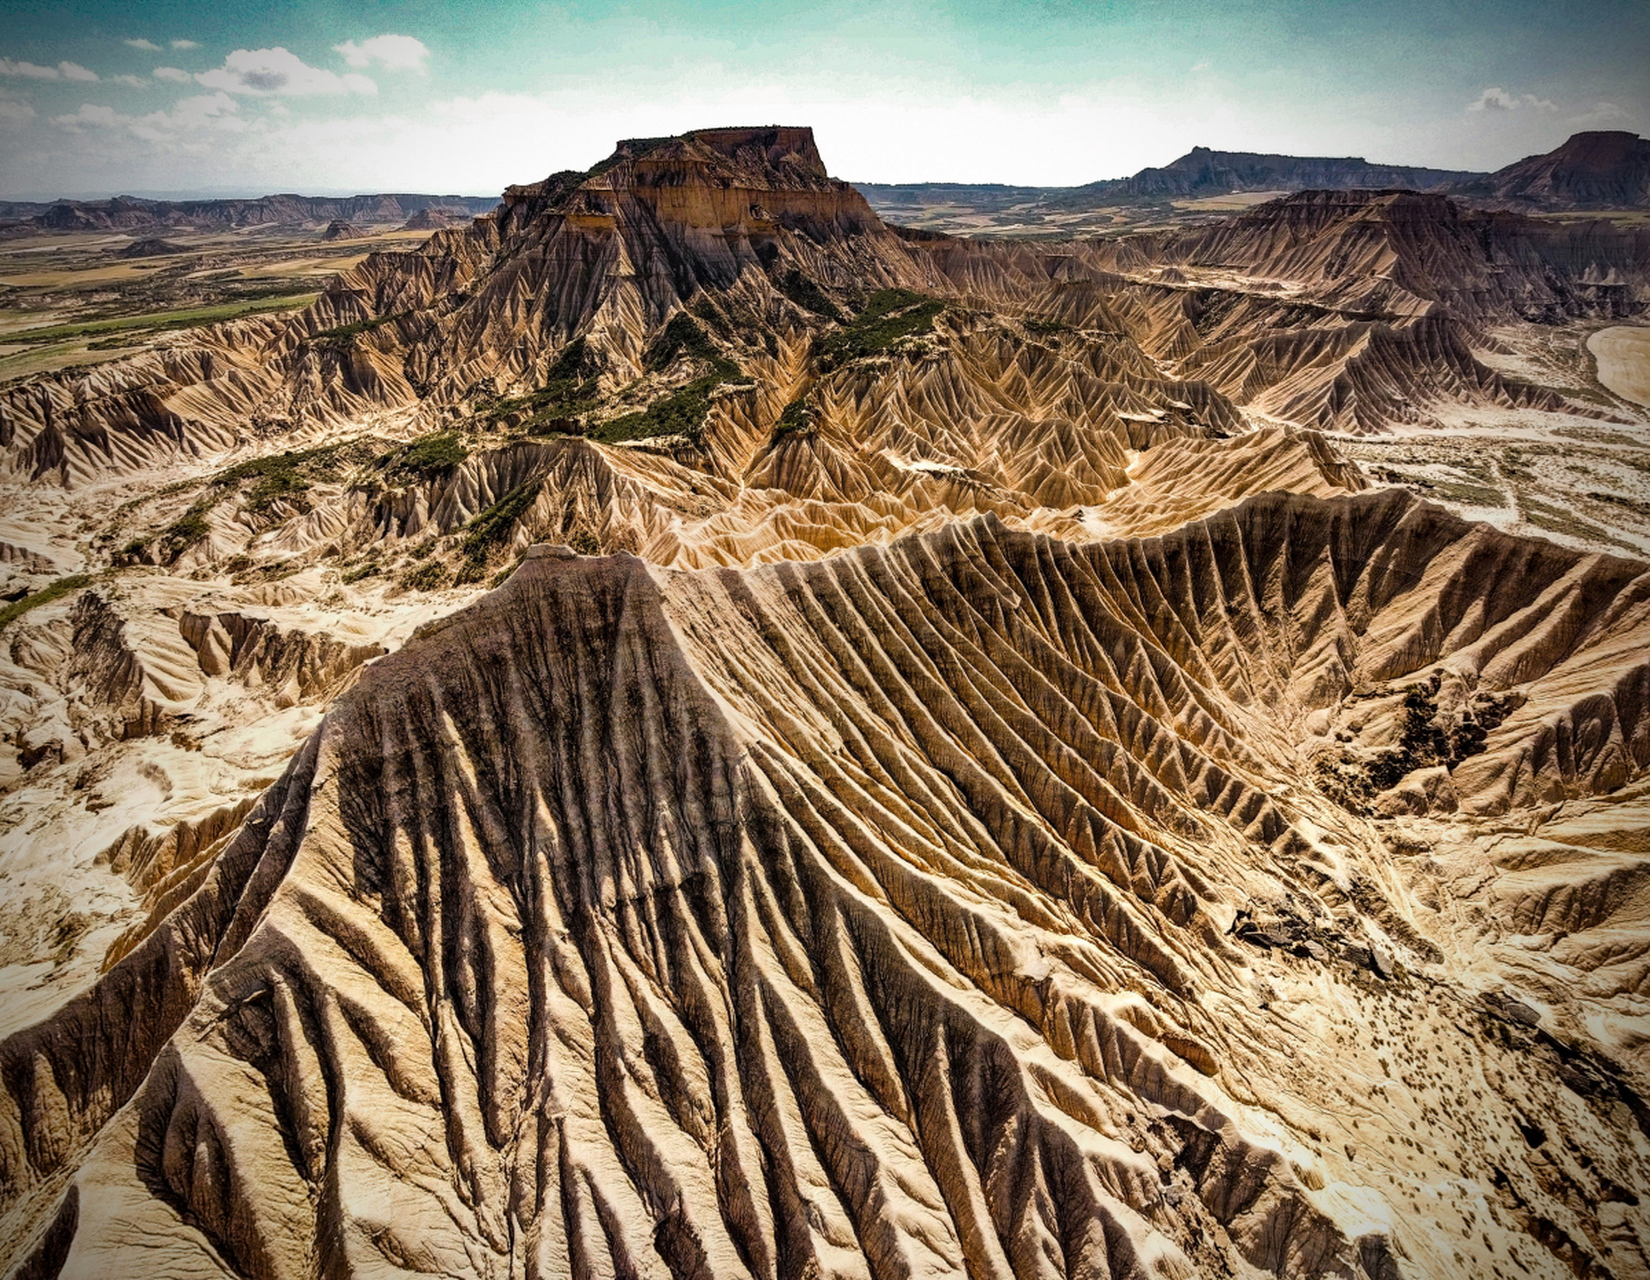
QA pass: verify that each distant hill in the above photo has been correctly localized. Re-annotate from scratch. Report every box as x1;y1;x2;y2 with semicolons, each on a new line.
855;146;1486;236
1449;131;1650;209
1067;146;1479;202
2;191;498;233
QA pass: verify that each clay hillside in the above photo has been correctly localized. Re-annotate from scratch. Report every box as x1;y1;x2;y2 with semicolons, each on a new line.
0;124;1649;1280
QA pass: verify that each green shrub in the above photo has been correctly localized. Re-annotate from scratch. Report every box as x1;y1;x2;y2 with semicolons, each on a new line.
777;270;845;323
592;375;725;444
816;290;944;370
159;502;213;561
645;314;741;380
480;339;602;433
341;561;380;584
211;445;345;513
399;561;450;592
0;574;93;633
381;433;468;484
773;397;814;437
460;480;542;575
309;312;404;349
1025;316;1071;335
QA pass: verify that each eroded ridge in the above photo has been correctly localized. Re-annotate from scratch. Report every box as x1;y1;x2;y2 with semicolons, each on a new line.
3;489;1647;1280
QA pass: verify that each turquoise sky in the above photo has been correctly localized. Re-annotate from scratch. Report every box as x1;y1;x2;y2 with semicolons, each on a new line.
0;0;1644;196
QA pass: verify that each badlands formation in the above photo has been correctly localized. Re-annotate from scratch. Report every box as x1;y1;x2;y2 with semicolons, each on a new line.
0;126;1648;1278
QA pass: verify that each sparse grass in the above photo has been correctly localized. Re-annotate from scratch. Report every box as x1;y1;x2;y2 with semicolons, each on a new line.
816;289;944;371
1427;480;1506;508
0;573;94;633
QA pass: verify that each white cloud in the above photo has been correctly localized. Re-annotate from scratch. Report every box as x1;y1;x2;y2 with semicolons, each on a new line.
53;92;244;147
124;39;163;52
154;66;192;83
0;58;61;80
1468;86;1558;114
197;47;376;96
171;40;199;50
59;62;99;82
111;73;148;87
1569;101;1632;125
0;94;34;129
1190;60;1210;73
333;34;430;71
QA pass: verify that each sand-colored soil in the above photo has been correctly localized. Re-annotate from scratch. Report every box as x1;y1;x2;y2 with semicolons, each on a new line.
1589;324;1650;406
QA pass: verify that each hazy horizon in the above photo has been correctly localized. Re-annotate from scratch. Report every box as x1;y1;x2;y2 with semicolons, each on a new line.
1;0;1646;200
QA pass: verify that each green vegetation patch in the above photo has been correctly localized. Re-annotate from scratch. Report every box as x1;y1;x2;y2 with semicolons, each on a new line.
212;443;355;514
592;375;726;445
159;502;214;561
308;312;405;350
0;574;94;633
773;396;815;438
340;561;381;585
592;316;754;446
399;561;450;592
480;339;602;434
777;271;845;323
645;314;741;380
816;289;944;371
379;432;469;484
456;480;543;583
0;295;317;347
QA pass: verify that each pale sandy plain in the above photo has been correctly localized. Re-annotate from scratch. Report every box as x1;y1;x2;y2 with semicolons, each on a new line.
1589;324;1650;406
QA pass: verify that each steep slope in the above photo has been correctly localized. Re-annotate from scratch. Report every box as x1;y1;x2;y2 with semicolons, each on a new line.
3;492;1649;1280
1452;131;1650;211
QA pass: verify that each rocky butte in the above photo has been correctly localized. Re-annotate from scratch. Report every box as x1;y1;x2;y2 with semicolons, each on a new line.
0;125;1647;1280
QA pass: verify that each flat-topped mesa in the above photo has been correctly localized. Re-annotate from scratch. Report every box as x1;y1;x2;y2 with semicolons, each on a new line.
500;125;881;241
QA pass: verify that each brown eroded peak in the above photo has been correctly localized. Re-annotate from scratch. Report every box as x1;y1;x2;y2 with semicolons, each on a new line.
1453;130;1650;209
501;124;874;232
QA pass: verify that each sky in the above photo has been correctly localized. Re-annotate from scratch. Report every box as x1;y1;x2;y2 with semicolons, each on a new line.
0;0;1645;198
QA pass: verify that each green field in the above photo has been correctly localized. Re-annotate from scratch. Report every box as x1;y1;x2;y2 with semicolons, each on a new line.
0;294;317;346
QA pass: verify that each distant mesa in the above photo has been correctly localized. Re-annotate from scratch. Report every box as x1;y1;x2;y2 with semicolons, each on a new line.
400;204;472;231
0;191;498;234
1076;145;1480;201
113;237;186;258
1452;130;1650;210
319;219;366;241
